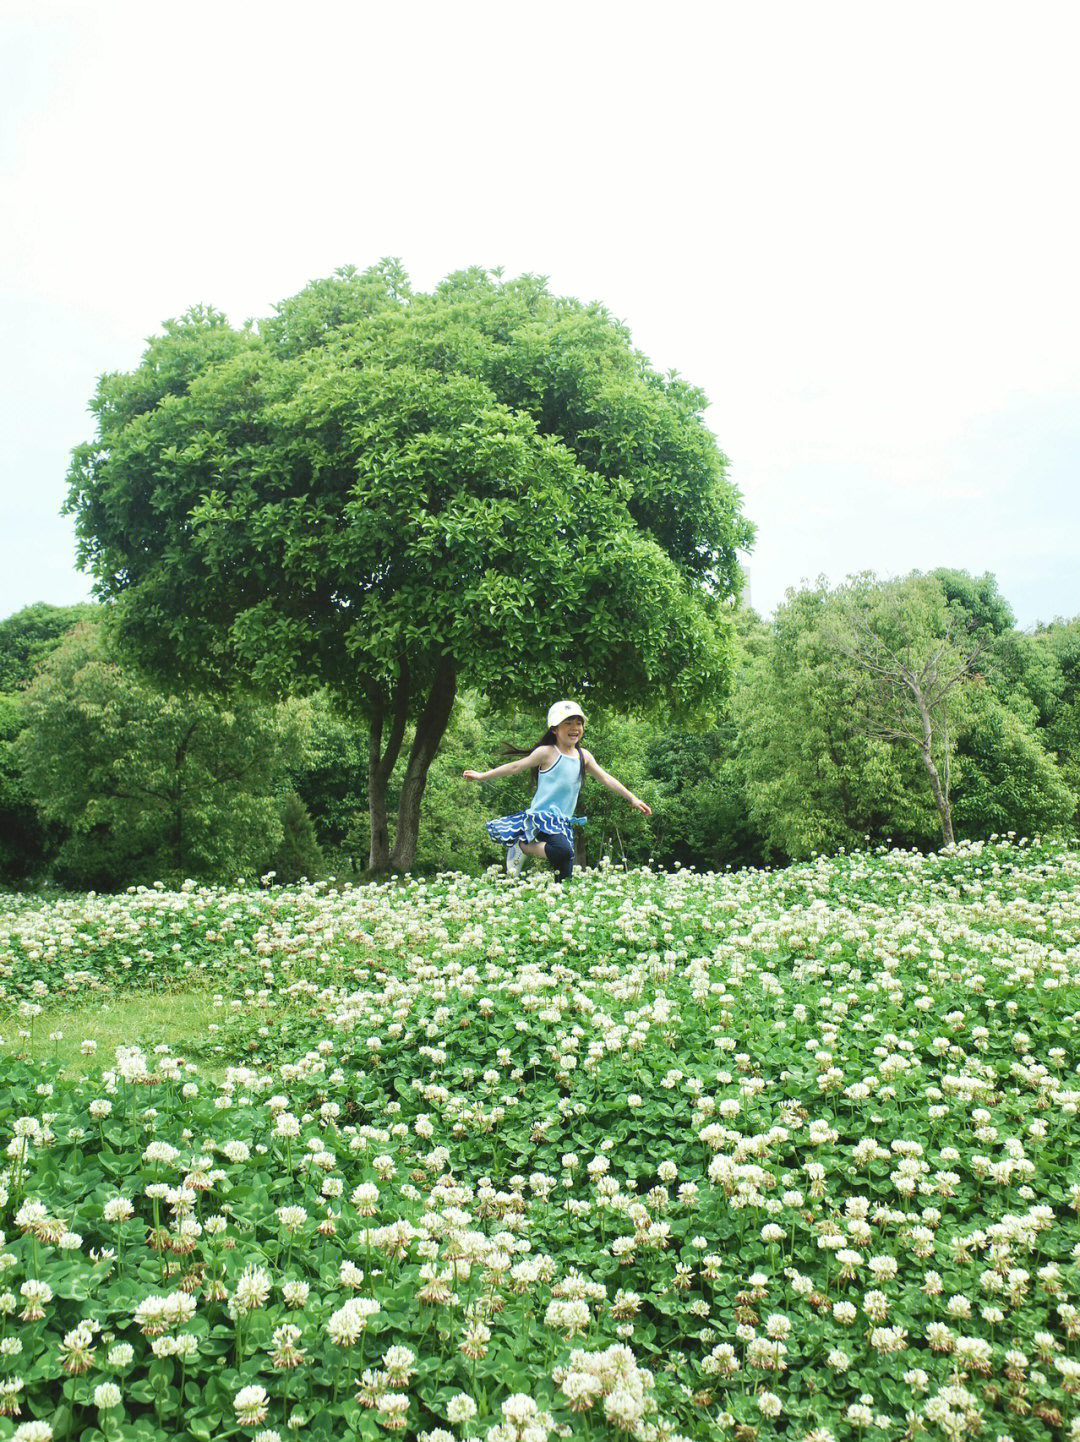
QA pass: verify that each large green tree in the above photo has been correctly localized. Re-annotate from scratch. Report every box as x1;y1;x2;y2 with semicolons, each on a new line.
66;263;752;870
826;573;993;846
16;624;309;888
736;581;939;859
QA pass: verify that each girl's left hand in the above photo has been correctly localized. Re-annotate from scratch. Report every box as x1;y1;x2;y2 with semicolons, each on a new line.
630;796;652;816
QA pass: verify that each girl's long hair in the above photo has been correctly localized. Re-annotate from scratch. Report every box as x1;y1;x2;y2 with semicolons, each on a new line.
502;728;585;787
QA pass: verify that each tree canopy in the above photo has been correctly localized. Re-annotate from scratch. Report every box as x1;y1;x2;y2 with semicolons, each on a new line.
0;601;100;692
66;263;753;869
16;623;309;888
736;572;1075;860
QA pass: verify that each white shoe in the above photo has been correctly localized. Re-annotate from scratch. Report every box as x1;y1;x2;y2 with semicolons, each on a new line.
506;842;526;876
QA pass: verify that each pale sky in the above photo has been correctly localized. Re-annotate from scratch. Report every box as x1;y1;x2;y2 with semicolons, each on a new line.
2;0;1078;629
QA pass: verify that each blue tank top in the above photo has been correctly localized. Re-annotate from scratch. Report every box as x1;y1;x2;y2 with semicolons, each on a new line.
530;750;582;818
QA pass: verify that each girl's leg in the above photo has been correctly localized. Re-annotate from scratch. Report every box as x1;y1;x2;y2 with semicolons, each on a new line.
519;841;548;859
534;831;573;882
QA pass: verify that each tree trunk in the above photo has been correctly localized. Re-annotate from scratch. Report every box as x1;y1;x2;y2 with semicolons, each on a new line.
367;662;409;872
367;733;390;872
173;788;184;878
913;689;955;846
173;718;200;878
389;656;457;872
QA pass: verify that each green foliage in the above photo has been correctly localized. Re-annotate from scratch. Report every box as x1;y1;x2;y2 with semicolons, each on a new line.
957;615;1080;832
1017;618;1080;826
0;600;100;691
735;573;1075;860
66;270;752;713
929;567;1015;635
642;727;766;872
15;623;309;888
952;684;1075;835
287;692;369;855
736;582;940;859
0;691;62;885
269;791;325;883
0;604;102;885
6;569;1074;887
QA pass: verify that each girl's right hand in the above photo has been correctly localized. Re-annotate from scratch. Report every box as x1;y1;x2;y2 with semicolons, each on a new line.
462;770;484;781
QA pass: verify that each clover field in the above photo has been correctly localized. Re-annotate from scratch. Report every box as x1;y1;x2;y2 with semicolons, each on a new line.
1;837;1079;1442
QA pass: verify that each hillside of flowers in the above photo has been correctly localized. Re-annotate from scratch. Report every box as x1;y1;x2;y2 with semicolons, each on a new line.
1;836;1079;1442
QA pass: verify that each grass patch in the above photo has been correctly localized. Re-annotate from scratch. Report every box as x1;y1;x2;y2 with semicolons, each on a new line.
0;988;224;1078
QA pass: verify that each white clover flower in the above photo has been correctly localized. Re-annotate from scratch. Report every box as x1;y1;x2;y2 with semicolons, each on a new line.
11;1422;54;1442
275;1205;308;1233
868;1254;898;1281
326;1296;380;1344
19;1279;53;1319
234;1384;270;1426
14;1200;48;1232
382;1344;416;1384
93;1382;122;1409
351;1182;379;1214
142;1141;181;1166
233;1264;272;1312
340;1260;365;1289
446;1394;477;1423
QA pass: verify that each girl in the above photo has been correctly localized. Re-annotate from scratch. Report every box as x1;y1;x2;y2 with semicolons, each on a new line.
462;700;652;881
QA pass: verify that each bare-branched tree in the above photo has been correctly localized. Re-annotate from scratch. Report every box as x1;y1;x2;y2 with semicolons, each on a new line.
827;577;988;847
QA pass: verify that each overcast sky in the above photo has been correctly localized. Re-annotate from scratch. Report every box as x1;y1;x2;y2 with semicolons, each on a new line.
2;0;1078;629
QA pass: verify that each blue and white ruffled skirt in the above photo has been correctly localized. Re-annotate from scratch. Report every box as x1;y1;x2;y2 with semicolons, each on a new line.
486;809;584;850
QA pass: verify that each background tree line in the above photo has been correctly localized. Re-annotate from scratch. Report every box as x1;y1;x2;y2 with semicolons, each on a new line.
6;266;1076;886
2;567;1076;891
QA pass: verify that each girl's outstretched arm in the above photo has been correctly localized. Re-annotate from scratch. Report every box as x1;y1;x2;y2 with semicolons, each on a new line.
462;746;553;783
583;750;652;815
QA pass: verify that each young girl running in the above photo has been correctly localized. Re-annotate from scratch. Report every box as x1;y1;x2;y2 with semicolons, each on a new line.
462;700;652;881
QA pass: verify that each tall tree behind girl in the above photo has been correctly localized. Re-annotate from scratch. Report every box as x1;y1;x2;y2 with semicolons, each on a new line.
462;701;651;881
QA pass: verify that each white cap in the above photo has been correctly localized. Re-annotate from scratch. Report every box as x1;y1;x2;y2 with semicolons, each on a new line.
547;700;587;729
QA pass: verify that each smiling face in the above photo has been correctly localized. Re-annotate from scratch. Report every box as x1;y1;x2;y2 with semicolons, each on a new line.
554;715;584;749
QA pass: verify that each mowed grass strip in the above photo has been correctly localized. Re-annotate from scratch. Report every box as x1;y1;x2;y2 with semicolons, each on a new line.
0;989;222;1077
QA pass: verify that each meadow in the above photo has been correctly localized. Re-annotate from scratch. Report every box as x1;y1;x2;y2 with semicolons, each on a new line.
0;837;1078;1442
